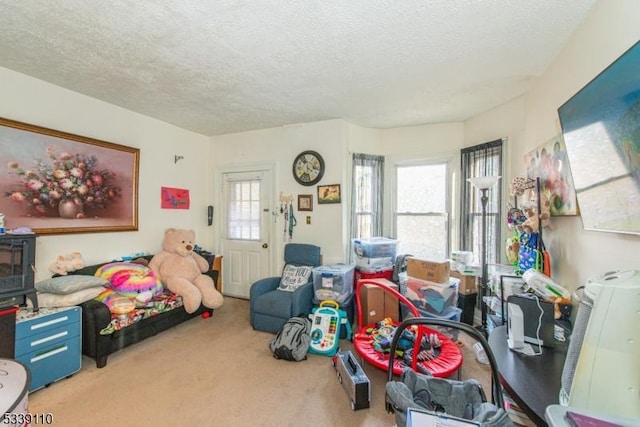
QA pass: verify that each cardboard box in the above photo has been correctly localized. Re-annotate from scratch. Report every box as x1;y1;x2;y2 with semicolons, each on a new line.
358;278;399;325
450;270;477;295
406;257;450;283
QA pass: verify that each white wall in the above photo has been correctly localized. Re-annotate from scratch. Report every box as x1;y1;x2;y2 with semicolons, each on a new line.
464;0;640;290
210;119;350;267
0;67;213;281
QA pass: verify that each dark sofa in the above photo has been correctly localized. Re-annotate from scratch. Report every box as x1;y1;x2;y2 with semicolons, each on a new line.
65;256;217;368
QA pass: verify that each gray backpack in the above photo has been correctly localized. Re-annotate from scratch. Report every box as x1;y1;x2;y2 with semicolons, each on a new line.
269;316;312;361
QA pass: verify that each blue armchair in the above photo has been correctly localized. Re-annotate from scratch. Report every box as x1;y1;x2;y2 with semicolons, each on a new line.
249;243;321;333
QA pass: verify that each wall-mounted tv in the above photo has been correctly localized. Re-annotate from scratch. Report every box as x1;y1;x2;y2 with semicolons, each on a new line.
557;41;640;235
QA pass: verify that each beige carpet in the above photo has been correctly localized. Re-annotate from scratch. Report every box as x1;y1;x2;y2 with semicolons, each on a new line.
28;297;491;426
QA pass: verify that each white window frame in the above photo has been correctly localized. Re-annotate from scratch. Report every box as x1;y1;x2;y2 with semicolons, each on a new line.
385;153;456;258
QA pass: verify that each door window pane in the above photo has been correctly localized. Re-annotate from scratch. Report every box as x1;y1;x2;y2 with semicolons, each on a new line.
227;179;261;240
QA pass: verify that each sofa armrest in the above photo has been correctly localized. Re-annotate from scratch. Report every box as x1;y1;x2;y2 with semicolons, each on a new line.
80;299;113;367
249;277;281;300
290;281;314;317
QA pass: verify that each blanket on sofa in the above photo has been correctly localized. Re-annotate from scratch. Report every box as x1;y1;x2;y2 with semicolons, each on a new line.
38;258;193;335
98;290;186;335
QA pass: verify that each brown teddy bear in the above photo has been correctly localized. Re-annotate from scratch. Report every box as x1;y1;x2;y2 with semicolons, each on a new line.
149;228;224;313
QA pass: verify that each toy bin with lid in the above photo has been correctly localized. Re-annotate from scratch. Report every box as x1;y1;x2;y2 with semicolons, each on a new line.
355;266;394;282
312;264;355;304
352;237;398;258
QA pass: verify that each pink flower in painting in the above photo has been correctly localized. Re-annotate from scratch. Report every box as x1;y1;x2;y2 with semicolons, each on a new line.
9;192;25;202
26;179;44;191
60;178;74;190
4;147;122;211
70;167;84;178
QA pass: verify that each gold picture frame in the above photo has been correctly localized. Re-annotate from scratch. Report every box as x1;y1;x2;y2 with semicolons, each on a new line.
0;117;139;235
317;184;341;204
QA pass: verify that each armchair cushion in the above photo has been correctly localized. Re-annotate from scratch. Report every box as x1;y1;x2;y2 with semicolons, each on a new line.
278;264;313;292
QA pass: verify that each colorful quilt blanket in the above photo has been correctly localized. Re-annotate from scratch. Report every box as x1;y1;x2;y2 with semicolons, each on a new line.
98;290;185;335
91;261;184;335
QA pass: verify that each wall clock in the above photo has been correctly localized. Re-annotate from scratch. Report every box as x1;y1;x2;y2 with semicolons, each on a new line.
292;150;324;186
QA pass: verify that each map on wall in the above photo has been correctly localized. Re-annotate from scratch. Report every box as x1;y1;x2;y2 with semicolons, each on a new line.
524;134;579;216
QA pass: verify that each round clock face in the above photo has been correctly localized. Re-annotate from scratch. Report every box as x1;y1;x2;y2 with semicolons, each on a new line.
292;150;324;186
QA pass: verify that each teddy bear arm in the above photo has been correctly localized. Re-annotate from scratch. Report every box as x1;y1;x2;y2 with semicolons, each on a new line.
191;252;210;273
148;251;170;277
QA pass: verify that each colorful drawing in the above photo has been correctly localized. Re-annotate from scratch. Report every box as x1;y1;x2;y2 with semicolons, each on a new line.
161;187;190;209
524;134;579;216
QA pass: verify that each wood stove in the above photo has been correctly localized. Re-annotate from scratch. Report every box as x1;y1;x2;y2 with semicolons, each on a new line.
0;234;38;312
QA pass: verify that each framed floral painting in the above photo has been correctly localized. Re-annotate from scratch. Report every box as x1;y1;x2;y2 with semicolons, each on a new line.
0;117;139;235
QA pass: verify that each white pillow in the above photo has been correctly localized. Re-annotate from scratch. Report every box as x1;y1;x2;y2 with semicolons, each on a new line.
35;275;109;295
28;287;106;308
278;265;313;292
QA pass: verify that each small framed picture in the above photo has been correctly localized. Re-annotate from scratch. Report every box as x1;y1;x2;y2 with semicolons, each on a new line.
298;194;313;211
317;184;341;204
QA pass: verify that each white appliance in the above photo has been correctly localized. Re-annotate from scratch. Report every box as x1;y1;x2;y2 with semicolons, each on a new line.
560;270;640;419
507;302;524;350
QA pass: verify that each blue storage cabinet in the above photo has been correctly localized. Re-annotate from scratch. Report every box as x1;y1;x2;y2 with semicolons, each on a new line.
15;306;81;392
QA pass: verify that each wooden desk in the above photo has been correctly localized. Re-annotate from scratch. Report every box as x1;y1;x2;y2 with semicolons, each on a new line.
213;255;223;293
488;325;567;427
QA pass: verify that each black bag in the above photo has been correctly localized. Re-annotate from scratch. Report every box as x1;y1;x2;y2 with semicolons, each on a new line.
269;316;312;361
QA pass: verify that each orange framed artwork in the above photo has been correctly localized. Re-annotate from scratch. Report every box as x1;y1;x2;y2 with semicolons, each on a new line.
0;117;139;235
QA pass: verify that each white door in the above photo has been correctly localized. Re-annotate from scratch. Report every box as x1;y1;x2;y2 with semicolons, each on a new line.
221;170;271;299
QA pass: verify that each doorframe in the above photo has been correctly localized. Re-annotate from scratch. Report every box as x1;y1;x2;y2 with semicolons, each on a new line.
214;162;279;280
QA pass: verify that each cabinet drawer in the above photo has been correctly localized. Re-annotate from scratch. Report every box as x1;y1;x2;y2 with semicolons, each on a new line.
16;306;81;338
15;319;80;357
16;334;81;392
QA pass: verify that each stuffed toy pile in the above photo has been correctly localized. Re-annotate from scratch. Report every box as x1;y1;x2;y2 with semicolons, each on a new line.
48;252;85;275
149;228;224;313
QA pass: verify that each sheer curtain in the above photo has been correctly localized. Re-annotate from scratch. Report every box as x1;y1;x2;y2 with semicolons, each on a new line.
351;153;384;241
460;139;504;266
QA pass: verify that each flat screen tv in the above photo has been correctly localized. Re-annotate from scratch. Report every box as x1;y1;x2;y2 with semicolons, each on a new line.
557;41;640;235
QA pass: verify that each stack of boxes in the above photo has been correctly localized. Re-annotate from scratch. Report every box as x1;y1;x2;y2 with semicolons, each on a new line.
399;257;462;322
312;264;356;338
352;237;398;282
449;251;479;325
353;237;400;326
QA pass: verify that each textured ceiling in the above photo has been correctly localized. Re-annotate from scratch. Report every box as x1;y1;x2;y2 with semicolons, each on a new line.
0;1;598;137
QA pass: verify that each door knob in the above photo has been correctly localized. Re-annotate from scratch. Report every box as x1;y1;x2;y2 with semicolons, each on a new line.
262;243;268;249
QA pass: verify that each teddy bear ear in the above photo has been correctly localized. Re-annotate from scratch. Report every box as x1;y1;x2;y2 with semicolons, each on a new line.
165;228;176;235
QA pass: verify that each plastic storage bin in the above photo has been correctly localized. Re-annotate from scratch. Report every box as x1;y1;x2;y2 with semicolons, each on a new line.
399;273;459;315
355;268;393;282
313;264;355;304
354;254;394;270
352;237;398;258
